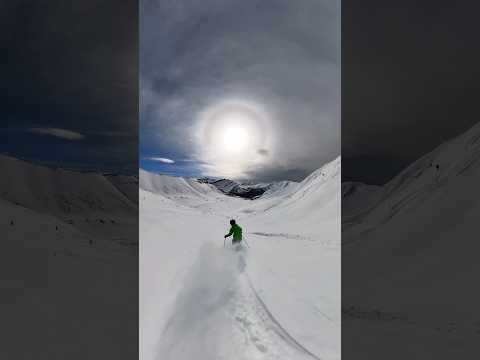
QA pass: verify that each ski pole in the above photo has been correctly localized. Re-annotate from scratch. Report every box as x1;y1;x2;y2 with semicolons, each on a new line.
224;237;226;248
243;238;250;248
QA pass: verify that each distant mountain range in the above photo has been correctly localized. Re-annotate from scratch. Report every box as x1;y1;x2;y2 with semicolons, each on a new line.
197;177;298;200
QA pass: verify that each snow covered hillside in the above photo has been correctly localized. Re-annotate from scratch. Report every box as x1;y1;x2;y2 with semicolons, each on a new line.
343;121;480;358
0;155;138;240
1;155;138;359
341;182;381;224
140;157;340;360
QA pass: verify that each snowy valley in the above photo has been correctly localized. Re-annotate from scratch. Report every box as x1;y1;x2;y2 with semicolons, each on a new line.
140;157;341;360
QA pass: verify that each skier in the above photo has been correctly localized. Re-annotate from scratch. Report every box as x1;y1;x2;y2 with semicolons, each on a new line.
224;219;242;246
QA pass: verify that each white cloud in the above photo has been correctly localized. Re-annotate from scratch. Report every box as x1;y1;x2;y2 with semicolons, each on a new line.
28;127;85;140
147;157;176;164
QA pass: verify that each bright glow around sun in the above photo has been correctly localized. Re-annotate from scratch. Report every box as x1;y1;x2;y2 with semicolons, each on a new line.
193;100;273;178
209;109;256;158
222;125;249;151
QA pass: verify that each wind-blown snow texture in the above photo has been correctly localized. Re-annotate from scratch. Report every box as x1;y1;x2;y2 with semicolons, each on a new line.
1;155;138;359
140;157;340;360
343;121;480;358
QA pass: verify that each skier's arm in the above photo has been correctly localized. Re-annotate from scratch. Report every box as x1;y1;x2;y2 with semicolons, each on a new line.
224;227;233;238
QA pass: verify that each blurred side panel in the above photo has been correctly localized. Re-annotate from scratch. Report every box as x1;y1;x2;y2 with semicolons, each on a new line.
0;1;138;358
342;1;480;358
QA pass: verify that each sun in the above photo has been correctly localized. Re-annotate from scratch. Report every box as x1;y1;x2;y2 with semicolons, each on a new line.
221;123;250;152
194;100;272;178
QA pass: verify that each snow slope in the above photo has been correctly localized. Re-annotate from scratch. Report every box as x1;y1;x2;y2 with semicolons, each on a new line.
341;182;380;223
140;157;340;360
140;169;222;200
343;121;480;358
0;155;138;241
1;156;138;359
105;174;139;204
0;155;137;216
260;180;299;199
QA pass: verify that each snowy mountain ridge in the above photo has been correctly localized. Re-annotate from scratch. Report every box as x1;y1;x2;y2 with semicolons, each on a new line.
141;163;337;202
0;153;139;245
197;177;299;199
342;121;480;358
0;154;138;217
343;120;480;234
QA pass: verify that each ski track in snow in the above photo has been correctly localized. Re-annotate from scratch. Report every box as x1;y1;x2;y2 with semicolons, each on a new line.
250;232;314;241
156;242;321;360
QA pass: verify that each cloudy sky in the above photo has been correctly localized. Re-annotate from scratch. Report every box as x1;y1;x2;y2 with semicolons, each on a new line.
140;0;340;181
0;1;137;173
342;0;480;184
3;0;479;184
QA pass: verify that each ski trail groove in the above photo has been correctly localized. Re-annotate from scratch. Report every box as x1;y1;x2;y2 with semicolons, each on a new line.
156;244;323;360
243;272;323;360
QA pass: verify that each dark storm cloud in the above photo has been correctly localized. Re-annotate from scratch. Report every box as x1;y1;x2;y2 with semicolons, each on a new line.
140;0;340;180
342;1;480;184
1;1;137;172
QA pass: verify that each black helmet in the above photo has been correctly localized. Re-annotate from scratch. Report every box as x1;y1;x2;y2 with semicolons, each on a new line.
230;219;236;225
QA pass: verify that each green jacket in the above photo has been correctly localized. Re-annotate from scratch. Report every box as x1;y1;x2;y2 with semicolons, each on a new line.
225;224;242;241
